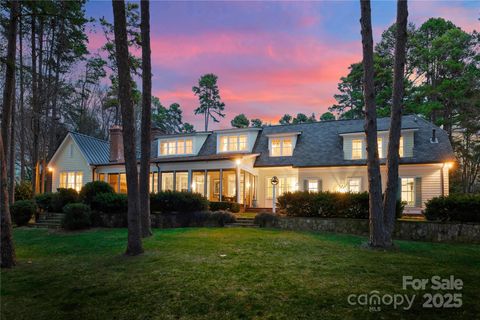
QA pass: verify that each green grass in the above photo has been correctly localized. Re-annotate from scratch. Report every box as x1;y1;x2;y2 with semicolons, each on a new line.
2;228;479;320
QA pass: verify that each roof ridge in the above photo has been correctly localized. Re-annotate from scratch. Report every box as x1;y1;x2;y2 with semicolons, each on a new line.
69;131;108;144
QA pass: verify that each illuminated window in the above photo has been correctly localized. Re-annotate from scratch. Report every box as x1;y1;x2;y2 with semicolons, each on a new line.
308;180;318;193
219;135;248;152
149;173;158;193
352;139;363;159
119;173;127;193
176;172;189;192
161;172;174;191
59;171;83;191
270;137;293;157
266;177;297;199
108;173;119;192
348;178;361;193
401;178;415;206
399;136;404;157
378;138;383;158
159;139;193;156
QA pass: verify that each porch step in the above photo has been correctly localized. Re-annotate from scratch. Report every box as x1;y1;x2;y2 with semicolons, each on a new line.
33;213;64;229
226;217;258;228
246;207;273;213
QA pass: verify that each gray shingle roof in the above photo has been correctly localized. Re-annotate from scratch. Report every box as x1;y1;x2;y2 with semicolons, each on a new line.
253;115;454;167
70;132;110;165
92;115;454;167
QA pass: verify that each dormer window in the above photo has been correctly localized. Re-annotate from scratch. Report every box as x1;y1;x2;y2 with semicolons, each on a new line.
270;137;293;157
352;139;363;159
159;138;193;156
219;135;248;152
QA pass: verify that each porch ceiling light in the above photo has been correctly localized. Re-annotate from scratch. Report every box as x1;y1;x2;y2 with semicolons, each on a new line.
235;159;241;166
48;167;53;172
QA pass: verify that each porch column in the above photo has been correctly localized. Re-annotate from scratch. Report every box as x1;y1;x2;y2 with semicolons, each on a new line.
236;166;240;203
158;169;162;192
203;170;208;197
187;169;192;192
173;170;176;191
219;169;223;201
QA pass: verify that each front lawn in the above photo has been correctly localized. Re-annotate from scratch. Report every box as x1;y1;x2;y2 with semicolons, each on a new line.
2;228;479;319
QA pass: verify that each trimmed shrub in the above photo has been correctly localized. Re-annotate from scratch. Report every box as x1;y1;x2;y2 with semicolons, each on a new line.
150;191;209;213
14;181;33;201
51;188;79;212
11;200;36;226
35;192;53;212
254;212;278;228
80;181;115;205
62;203;91;230
209;201;240;213
277;191;403;219
424;194;480;222
91;193;128;214
209;210;236;227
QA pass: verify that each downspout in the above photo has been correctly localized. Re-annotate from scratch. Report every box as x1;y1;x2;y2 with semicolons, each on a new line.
155;163;161;193
91;165;97;182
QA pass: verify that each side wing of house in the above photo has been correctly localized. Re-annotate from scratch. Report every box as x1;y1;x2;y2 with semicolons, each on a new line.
48;134;92;192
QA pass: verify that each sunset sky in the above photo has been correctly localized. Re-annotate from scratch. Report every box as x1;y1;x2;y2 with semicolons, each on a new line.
85;1;479;130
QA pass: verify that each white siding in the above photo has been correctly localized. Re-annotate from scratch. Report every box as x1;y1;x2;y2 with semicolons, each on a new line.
49;135;92;191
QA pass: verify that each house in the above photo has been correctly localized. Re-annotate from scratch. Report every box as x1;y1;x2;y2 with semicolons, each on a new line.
47;115;455;213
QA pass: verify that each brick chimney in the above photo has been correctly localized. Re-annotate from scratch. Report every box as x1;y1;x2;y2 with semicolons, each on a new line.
109;126;124;162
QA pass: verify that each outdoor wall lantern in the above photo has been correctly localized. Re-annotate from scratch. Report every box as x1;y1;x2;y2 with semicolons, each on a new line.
271;176;279;213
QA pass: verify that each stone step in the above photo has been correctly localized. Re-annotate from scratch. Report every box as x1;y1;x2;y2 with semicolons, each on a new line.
226;222;257;227
37;219;62;224
32;222;61;229
236;218;255;222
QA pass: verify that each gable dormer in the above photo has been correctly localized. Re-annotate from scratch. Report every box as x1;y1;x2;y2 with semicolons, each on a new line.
340;129;416;160
216;128;261;153
156;133;210;157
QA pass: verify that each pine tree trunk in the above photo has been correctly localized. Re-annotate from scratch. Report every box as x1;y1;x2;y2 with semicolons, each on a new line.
360;0;386;247
112;0;143;256
383;0;408;245
1;0;19;269
19;10;25;181
139;0;152;238
31;9;39;194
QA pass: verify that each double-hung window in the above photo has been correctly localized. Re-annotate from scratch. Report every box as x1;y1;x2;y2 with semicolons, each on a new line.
352;139;363;159
401;178;415;206
219;135;248;152
347;177;361;193
59;171;83;191
159;138;193;156
270;137;293;157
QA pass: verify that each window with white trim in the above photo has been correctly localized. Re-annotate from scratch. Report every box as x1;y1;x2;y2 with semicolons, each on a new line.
219;135;248;152
270;137;293;157
308;180;318;192
159;138;193;156
399;136;404;157
377;138;383;158
347;177;361;193
352;139;363;159
401;178;414;206
59;171;83;191
266;177;297;199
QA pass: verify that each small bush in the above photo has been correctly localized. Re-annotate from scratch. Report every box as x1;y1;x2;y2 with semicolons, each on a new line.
277;191;403;219
424;194;480;222
91;193;128;214
62;203;91;230
51;188;79;212
35;193;53;212
80;181;115;205
11;200;36;226
209;210;236;227
254;212;278;228
150;191;209;213
209;201;240;213
14;181;33;201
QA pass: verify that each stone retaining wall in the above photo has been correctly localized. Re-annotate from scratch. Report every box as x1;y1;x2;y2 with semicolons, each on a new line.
269;217;480;243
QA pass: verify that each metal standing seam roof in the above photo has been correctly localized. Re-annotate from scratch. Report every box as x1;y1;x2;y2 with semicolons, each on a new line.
69;132;110;165
72;115;454;167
